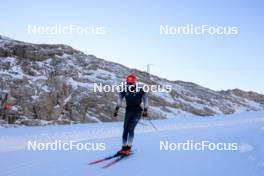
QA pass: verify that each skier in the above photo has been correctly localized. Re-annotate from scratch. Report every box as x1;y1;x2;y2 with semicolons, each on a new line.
113;74;148;155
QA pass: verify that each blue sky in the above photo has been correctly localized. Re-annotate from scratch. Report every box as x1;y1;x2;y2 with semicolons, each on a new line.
1;0;263;93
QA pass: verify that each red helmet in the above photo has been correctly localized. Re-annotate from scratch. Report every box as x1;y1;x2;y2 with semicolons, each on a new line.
126;74;137;84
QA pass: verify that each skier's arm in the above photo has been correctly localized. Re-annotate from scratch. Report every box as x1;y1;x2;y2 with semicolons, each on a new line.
114;92;125;117
116;93;125;109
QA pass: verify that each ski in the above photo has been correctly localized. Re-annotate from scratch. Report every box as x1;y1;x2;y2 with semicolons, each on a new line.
102;153;132;169
89;153;120;165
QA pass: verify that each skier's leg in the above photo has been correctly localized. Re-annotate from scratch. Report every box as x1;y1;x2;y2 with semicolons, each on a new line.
127;110;142;146
122;111;132;145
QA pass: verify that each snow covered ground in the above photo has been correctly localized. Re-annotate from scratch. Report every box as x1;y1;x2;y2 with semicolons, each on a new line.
1;111;264;176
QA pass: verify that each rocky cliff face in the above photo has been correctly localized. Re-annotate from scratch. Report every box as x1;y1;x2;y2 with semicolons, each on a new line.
0;35;264;126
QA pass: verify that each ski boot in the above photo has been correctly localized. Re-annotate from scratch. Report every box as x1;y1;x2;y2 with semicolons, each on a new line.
117;145;131;155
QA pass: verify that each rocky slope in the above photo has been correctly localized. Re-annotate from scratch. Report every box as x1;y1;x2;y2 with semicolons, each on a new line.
0;35;264;126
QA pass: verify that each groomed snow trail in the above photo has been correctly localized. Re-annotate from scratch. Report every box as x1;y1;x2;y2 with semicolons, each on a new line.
0;111;264;176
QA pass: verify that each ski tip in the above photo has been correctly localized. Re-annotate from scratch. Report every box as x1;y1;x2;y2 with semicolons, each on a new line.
89;161;98;165
89;159;105;165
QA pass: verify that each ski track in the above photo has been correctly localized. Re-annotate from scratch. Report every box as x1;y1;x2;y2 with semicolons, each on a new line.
1;117;264;152
0;159;42;176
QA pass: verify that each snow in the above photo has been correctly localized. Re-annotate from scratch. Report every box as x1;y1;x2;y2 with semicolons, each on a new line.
11;106;19;111
150;106;194;118
0;111;264;176
0;57;24;79
31;95;39;100
239;143;253;153
41;85;50;92
152;91;175;104
0;57;49;82
66;78;94;89
63;94;72;105
36;58;53;67
0;36;12;47
86;114;103;123
91;69;116;79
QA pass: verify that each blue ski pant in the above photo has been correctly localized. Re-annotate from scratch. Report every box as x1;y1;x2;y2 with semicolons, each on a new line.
122;108;142;146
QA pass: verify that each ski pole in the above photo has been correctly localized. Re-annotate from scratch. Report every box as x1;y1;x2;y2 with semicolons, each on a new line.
148;118;158;131
139;121;148;126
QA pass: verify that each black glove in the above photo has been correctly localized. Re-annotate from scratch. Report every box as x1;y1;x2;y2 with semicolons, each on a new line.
113;107;119;117
142;108;148;117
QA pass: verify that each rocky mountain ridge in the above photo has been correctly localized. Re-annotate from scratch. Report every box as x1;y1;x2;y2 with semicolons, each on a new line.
0;35;264;126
